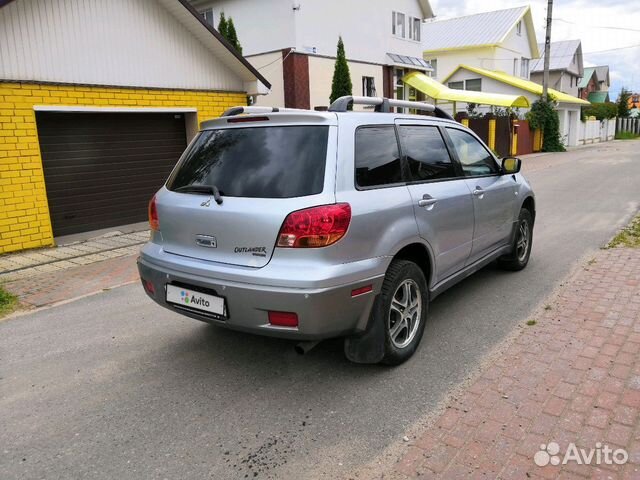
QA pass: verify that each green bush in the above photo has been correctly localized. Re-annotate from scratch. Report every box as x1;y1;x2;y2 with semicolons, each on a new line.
582;102;617;121
526;97;565;152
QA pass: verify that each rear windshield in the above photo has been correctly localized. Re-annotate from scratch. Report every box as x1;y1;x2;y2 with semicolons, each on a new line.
167;126;329;198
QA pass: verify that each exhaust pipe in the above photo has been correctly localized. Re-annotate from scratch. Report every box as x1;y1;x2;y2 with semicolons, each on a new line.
295;340;319;355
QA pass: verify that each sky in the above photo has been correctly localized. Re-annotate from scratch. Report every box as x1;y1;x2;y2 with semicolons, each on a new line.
429;0;640;100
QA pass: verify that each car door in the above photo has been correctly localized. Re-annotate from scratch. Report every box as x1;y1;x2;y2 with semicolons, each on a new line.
444;127;516;264
397;121;474;283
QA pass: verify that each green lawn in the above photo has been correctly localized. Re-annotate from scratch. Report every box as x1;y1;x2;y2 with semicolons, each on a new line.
608;214;640;248
615;131;640;140
0;285;18;318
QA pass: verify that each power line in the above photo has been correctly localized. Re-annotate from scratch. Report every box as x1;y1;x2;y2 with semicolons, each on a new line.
475;43;640;61
554;18;640;33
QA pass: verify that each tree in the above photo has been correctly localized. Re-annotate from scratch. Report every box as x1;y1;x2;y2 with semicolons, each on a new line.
617;88;631;118
582;102;617;121
330;37;352;106
226;18;242;54
526;96;565;152
217;12;228;39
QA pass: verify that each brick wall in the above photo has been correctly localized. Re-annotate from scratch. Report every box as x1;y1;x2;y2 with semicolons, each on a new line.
0;81;246;254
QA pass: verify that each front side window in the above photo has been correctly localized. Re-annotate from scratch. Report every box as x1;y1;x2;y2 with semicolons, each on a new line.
448;81;463;90
168;126;328;198
392;11;406;38
355;126;402;188
399;126;457;182
446;128;499;177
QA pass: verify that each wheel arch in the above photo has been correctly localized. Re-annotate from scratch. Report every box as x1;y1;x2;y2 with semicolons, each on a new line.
390;241;434;289
522;195;536;223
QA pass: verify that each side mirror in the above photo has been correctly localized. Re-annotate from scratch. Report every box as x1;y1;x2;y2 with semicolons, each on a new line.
501;157;521;174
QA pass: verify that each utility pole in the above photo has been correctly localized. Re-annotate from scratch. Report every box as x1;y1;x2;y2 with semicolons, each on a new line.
542;0;554;102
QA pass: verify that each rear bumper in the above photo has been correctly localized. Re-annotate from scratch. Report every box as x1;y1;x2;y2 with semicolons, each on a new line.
137;253;387;340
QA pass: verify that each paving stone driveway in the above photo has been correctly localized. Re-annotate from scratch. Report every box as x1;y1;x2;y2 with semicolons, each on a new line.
387;247;640;479
0;230;147;308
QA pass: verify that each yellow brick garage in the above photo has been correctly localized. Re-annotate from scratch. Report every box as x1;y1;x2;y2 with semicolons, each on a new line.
0;81;247;253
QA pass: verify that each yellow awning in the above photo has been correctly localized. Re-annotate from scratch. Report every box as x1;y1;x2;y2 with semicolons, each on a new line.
402;71;530;108
442;65;591;105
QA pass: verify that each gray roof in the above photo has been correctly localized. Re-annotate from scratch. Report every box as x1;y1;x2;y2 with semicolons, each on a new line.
594;65;610;85
531;39;582;75
423;6;529;52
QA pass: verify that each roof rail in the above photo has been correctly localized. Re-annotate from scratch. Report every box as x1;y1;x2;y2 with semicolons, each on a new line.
328;95;453;120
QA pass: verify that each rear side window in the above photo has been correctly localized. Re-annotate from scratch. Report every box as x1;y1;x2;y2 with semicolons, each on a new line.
167;126;328;198
398;126;457;182
355;126;402;188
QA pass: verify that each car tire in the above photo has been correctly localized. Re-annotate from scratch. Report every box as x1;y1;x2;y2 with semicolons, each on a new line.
498;208;533;271
374;260;429;366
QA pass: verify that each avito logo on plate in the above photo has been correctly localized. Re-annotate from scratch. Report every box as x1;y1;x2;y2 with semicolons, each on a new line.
180;290;210;308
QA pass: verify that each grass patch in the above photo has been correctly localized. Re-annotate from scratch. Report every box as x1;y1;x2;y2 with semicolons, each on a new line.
526;320;537;326
615;131;640;140
0;285;18;318
607;214;640;248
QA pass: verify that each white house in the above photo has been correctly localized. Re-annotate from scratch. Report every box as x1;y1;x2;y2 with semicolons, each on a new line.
443;65;590;147
422;6;539;83
530;40;583;98
189;0;435;109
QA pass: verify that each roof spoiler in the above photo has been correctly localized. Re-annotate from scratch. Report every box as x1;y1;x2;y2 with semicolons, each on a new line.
328;95;453;120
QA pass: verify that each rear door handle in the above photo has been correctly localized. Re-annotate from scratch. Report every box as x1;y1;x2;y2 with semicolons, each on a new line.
417;194;437;208
472;187;485;197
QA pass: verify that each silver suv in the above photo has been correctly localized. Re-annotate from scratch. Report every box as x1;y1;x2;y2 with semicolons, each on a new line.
138;96;535;365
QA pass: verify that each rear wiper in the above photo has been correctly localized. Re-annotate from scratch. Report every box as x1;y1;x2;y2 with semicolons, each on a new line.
174;184;223;205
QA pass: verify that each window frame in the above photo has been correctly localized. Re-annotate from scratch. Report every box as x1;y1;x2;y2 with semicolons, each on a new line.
442;126;502;179
516;20;522;36
362;76;376;97
465;78;482;92
397;123;465;185
392;11;406;38
520;58;530;78
353;124;407;191
408;17;421;41
447;81;464;90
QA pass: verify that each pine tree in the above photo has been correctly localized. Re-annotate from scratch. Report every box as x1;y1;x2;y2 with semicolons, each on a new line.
226;18;242;54
330;37;352;106
218;12;228;39
617;88;631;118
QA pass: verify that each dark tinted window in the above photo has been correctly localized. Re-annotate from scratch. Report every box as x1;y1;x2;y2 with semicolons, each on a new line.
355;126;402;188
446;128;499;176
399;126;456;182
167;126;328;198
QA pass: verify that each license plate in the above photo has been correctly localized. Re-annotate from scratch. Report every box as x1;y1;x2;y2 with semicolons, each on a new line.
166;284;226;317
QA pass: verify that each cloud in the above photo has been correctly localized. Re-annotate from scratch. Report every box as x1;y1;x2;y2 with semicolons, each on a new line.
429;0;640;99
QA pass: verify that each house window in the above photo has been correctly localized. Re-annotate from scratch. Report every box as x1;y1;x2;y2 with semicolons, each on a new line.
448;81;464;90
428;59;437;78
200;8;215;27
408;17;421;41
513;59;518;76
520;58;530;78
465;79;482;91
392;11;406;38
362;77;376;97
516;20;522;36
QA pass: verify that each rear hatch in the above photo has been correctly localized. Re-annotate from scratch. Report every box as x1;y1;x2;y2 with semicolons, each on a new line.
156;120;334;268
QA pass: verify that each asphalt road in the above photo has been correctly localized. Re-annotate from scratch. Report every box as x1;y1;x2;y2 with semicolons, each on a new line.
2;141;639;480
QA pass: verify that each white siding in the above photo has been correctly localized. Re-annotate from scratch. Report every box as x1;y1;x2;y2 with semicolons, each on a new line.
0;0;246;91
248;51;285;107
308;56;383;110
191;0;296;57
194;0;427;64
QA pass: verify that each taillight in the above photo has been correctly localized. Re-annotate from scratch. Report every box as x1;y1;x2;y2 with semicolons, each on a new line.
148;194;159;231
277;203;351;248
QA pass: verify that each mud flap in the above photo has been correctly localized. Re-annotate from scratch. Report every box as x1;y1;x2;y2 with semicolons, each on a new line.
343;295;386;364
